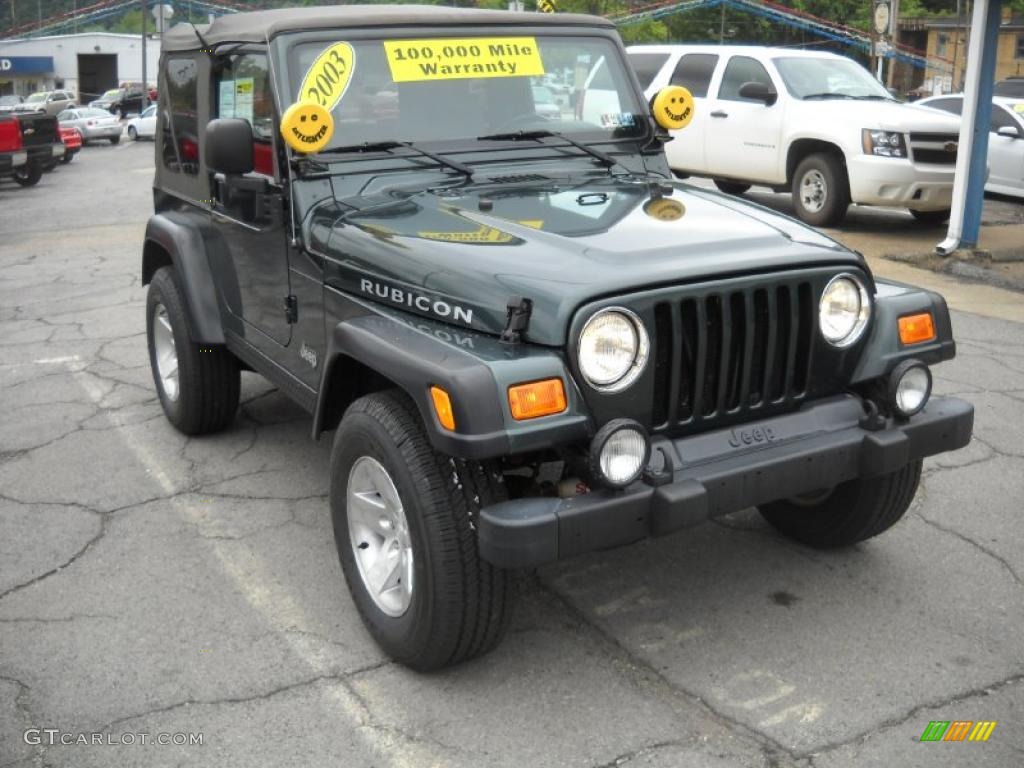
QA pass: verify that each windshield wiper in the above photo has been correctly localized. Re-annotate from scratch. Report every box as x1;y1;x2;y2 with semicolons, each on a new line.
801;93;857;100
317;140;473;178
477;130;628;174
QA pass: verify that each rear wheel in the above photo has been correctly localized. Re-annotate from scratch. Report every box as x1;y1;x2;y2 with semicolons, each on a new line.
127;126;138;141
758;461;922;548
330;390;512;670
714;179;751;195
909;208;951;225
146;266;239;435
60;149;76;165
109;135;121;145
12;163;43;187
791;152;850;227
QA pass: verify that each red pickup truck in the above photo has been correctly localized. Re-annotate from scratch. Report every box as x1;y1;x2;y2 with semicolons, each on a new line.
0;111;64;186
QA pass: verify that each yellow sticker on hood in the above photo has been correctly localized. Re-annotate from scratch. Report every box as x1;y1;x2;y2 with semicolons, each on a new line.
299;41;355;111
384;38;544;82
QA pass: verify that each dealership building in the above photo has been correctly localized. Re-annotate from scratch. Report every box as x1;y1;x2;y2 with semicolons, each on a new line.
0;32;160;103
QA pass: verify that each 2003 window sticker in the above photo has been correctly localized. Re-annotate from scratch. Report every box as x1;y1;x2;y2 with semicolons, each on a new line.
299;41;355;111
384;37;545;82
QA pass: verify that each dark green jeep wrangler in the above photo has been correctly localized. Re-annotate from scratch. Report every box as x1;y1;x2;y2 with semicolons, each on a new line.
144;5;973;670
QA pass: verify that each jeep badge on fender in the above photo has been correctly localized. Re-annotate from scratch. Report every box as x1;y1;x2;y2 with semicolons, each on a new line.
142;4;972;671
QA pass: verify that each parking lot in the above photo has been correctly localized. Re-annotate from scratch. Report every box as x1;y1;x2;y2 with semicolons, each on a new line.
1;140;1022;767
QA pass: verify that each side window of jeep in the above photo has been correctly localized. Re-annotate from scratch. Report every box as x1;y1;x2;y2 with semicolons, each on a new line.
161;55;200;176
215;52;275;176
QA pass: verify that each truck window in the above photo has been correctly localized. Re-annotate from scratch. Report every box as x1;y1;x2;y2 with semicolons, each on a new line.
669;53;718;98
627;52;670;90
215;52;275;175
161;56;200;176
718;56;773;102
925;97;963;115
990;105;1016;133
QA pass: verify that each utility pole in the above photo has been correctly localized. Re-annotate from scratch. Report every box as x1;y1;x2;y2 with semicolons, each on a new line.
141;0;147;111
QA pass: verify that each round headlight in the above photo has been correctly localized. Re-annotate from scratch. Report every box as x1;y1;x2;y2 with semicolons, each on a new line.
819;274;870;347
578;308;649;392
889;360;931;418
589;419;650;488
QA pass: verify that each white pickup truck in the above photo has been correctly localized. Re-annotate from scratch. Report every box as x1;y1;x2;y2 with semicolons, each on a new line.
626;45;963;226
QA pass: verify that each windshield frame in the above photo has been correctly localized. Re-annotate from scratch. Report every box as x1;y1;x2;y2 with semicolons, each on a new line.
271;25;651;156
772;55;892;100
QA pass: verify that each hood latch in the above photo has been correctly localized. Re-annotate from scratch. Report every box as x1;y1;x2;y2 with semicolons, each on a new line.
501;296;533;344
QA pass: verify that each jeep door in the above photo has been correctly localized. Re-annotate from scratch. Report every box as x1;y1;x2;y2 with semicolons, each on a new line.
208;50;293;351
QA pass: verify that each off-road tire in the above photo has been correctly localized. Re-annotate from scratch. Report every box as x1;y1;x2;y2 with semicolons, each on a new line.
758;460;922;549
146;266;239;435
330;390;512;671
909;208;951;225
714;179;751;195
791;152;850;227
13;163;43;187
110;135;121;145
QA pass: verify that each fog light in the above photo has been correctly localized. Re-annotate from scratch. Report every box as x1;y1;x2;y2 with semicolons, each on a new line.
889;360;931;418
589;419;650;488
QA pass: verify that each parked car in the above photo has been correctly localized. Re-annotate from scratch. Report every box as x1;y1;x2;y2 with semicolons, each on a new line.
59;126;82;164
0;114;30;182
531;84;562;119
22;90;76;116
143;5;972;670
626;45;963;225
89;84;148;118
57;107;123;144
916;94;1024;199
0;111;63;186
994;76;1024;99
126;104;157;140
0;94;26;113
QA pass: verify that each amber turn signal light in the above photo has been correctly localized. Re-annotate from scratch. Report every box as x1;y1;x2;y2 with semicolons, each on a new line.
430;386;456;431
898;312;936;345
508;378;567;421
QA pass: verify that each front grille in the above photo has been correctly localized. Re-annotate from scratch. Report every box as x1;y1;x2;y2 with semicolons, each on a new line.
909;132;959;166
651;281;815;431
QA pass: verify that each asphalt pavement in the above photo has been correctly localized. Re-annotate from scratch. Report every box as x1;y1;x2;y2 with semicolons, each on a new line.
1;143;1022;768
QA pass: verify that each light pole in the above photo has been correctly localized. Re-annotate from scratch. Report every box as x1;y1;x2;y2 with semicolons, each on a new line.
141;0;147;111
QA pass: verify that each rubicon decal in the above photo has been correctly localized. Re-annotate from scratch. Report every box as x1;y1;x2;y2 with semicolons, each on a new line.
920;720;997;742
359;279;473;325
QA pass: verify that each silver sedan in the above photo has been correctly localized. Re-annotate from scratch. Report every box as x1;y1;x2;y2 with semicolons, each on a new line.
57;108;123;144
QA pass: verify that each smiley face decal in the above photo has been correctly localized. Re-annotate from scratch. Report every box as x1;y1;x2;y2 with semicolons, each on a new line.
650;86;695;132
643;197;685;222
280;101;335;153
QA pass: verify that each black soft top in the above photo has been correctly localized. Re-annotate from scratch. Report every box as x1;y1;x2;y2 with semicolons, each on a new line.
162;4;615;51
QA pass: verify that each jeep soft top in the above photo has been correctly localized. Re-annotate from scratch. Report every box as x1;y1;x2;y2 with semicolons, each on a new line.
143;4;972;670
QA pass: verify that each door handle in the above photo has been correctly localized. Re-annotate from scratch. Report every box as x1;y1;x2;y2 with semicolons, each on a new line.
710;110;729;118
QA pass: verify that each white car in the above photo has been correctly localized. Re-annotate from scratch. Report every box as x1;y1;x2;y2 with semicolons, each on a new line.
126;104;157;140
627;45;964;226
916;94;1024;199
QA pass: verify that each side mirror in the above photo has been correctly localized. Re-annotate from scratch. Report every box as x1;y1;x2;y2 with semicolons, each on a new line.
738;81;777;106
997;125;1021;139
205;118;254;174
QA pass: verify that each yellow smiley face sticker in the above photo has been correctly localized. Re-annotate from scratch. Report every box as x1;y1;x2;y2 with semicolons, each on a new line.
643;197;685;222
651;86;695;132
280;101;335;153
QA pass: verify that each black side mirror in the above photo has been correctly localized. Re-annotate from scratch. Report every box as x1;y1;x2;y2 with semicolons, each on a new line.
738;81;778;106
205;118;254;175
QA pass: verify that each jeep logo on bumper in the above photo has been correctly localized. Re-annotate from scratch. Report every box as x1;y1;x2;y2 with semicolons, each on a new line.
728;425;777;448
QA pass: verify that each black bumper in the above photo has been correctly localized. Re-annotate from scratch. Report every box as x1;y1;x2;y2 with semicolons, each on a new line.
478;395;973;569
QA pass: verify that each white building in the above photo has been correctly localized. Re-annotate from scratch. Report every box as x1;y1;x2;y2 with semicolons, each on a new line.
0;32;160;102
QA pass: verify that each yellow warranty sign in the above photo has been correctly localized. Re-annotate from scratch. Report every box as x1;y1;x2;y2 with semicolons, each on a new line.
299;41;355;111
384;38;545;83
280;101;335;153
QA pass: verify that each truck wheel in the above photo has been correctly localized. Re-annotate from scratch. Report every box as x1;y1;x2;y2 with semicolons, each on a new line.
792;153;850;227
714;179;751;195
909;208;951;225
758;460;922;549
146;266;239;435
330;390;511;670
13;163;43;187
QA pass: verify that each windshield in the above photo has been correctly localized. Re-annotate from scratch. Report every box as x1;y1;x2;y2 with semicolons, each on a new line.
26;93;46;103
286;34;645;151
101;89;120;99
79;108;111;117
774;56;891;99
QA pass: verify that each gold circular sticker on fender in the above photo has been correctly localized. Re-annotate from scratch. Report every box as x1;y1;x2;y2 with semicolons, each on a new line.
299;41;355;112
281;101;334;153
643;197;685;222
651;86;695;132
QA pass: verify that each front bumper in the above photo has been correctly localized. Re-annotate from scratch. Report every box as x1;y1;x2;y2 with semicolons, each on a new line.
478;395;973;568
0;150;27;171
847;155;954;211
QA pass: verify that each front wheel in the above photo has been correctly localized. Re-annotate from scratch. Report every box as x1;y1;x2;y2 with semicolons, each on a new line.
13;163;43;187
146;266;239;435
758;460;922;548
791;153;850;227
714;179;751;195
909;208;951;225
330;390;512;670
109;135;121;145
127;126;138;141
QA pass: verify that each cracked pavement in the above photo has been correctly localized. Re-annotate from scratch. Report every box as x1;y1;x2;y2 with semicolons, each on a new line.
1;143;1022;768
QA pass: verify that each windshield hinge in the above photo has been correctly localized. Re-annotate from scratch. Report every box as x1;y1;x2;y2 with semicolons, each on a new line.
500;296;533;344
284;295;298;325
